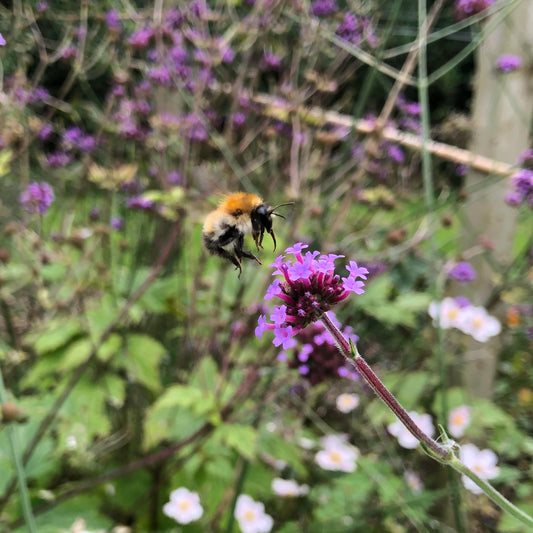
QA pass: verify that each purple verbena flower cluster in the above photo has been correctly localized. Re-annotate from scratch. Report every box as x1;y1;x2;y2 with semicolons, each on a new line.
256;244;367;349
20;182;55;215
280;314;359;385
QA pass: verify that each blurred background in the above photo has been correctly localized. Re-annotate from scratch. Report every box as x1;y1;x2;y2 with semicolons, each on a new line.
0;1;532;531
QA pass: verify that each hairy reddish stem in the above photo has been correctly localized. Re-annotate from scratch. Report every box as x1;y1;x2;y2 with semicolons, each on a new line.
320;312;452;461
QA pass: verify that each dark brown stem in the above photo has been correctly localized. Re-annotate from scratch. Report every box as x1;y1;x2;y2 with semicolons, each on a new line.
320;312;452;461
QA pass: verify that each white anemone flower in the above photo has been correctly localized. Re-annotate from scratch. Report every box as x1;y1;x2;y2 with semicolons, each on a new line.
234;494;274;533
459;443;500;494
163;487;203;524
387;412;434;449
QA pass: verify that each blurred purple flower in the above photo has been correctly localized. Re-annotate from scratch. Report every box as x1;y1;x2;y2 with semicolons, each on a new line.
167;171;182;184
46;151;71;167
39;123;53;141
455;163;468;176
37;2;48;12
62;126;95;153
61;45;77;59
512;169;533;196
336;13;361;45
0;33;5;46
261;52;282;70
387;144;405;163
232;111;246;128
148;65;172;86
454;0;494;20
310;0;338;17
518;149;533;171
20;182;55;214
495;54;522;73
29;86;49;104
190;0;208;18
448;261;476;284
105;10;122;32
454;296;471;308
110;217;124;231
128;27;153;48
505;190;522;206
127;196;154;210
89;207;100;220
185;113;208;141
336;13;376;46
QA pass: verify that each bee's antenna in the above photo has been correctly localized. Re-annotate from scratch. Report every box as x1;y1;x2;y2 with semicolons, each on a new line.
268;202;294;216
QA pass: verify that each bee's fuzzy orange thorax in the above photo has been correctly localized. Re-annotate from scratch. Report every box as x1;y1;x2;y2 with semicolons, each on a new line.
221;192;263;215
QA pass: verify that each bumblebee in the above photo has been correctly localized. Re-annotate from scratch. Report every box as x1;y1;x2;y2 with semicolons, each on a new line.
202;192;292;277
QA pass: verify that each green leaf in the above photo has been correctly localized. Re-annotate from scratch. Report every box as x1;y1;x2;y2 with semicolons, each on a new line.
214;424;257;461
57;337;93;371
40;263;67;282
258;429;307;476
29;318;83;354
86;294;119;343
143;405;206;450
189;356;219;393
13;494;112;533
356;274;431;327
122;333;166;392
151;385;204;410
96;333;122;362
58;375;111;444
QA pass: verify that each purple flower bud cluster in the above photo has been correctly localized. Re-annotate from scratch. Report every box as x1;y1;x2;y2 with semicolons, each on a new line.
281;314;359;385
256;243;367;349
20;182;55;215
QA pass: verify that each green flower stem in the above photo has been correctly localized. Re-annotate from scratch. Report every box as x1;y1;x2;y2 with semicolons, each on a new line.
0;371;37;533
320;312;451;461
450;457;533;529
320;312;533;529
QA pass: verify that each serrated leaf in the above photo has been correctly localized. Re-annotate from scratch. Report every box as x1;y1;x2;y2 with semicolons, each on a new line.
97;333;122;362
215;424;257;461
143;405;206;450
123;333;165;392
152;385;204;410
57;337;93;371
30;319;83;355
258;429;307;477
86;295;119;343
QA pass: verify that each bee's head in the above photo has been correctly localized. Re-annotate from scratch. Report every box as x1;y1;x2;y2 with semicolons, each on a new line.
251;202;293;251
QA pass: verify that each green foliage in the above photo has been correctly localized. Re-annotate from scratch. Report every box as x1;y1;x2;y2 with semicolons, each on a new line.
355;274;432;327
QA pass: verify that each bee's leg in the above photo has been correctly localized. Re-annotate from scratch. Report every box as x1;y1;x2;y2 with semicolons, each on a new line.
234;235;261;265
203;232;243;274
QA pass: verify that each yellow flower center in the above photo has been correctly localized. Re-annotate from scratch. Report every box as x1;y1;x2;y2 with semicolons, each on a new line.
179;500;191;511
472;317;484;329
451;413;465;425
329;451;342;463
244;510;257;522
446;309;458;320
